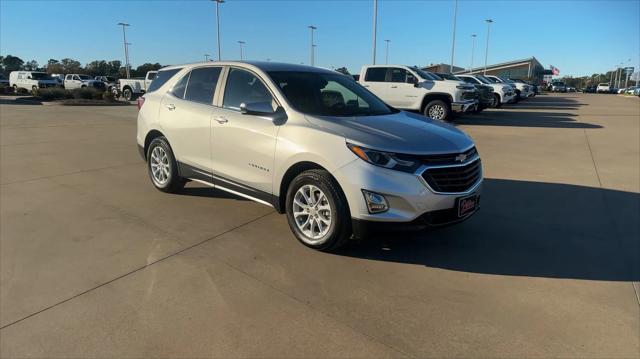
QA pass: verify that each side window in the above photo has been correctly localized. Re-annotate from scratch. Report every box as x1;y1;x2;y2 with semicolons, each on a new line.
184;67;221;104
18;74;23;80
364;67;387;82
170;72;189;99
146;68;182;93
462;77;477;84
389;68;408;83
73;75;80;80
65;75;71;80
222;68;274;111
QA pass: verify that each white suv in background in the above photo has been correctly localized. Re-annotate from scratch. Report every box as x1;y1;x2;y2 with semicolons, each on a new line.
457;74;515;108
136;61;482;251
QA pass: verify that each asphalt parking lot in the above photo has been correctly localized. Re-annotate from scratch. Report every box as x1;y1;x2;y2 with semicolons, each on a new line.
1;93;638;358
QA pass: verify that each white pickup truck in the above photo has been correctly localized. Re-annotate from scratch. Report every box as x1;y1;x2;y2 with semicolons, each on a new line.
358;65;478;121
116;71;157;101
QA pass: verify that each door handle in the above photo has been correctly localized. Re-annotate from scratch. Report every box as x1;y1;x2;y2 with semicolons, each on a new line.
363;85;370;87
215;116;228;124
165;104;176;111
390;85;398;88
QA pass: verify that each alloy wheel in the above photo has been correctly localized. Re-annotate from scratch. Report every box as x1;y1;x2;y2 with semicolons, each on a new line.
150;146;170;186
292;184;332;243
428;105;446;120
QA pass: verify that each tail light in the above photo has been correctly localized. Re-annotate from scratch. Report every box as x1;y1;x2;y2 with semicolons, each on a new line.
136;96;145;110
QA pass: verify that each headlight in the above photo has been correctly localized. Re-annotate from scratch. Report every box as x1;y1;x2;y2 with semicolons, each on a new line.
347;143;420;173
502;86;511;92
456;85;473;90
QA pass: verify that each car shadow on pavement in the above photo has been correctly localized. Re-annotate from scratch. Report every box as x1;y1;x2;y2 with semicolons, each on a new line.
338;178;639;282
456;111;602;129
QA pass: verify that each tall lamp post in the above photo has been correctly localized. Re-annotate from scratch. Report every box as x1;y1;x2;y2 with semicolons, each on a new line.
469;34;477;73
449;0;458;73
483;19;493;75
372;0;378;64
117;22;130;79
308;25;317;66
204;54;211;61
211;0;225;61
384;39;390;64
238;41;245;60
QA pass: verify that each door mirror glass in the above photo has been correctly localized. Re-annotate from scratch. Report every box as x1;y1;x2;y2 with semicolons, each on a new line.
240;101;276;115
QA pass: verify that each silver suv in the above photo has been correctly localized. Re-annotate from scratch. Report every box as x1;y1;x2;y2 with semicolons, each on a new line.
136;61;482;251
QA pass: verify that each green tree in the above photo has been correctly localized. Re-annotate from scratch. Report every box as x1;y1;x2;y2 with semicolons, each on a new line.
24;60;39;71
45;59;64;74
2;55;24;75
132;63;162;77
107;60;121;77
60;58;82;74
85;60;110;76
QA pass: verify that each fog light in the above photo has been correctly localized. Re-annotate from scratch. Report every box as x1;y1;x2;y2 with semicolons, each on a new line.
362;190;389;214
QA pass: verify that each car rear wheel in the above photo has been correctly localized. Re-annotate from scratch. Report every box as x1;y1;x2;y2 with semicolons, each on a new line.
146;137;186;193
285;169;351;251
12;85;18;93
490;93;502;108
123;88;134;101
423;99;450;121
31;86;38;95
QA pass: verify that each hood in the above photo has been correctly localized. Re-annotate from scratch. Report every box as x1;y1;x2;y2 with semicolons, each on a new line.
305;111;474;155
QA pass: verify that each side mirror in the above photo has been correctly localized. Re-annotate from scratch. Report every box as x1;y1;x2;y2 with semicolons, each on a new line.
240;102;288;125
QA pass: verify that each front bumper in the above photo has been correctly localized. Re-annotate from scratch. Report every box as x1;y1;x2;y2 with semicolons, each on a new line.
502;92;516;103
333;157;483;224
451;99;479;113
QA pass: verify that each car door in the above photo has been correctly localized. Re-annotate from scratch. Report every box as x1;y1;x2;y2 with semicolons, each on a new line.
384;67;420;109
361;67;388;99
210;67;279;197
157;66;223;179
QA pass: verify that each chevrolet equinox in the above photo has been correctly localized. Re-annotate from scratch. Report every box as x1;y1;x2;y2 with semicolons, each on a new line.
136;61;482;251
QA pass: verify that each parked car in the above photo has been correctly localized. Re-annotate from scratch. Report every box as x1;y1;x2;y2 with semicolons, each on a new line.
511;78;538;95
584;85;597;93
484;75;529;99
50;74;65;87
633;87;640;96
456;74;515;108
64;74;106;90
357;65;478;121
9;71;58;93
435;72;491;112
625;86;639;94
95;76;118;93
550;81;567;92
567;86;576;92
117;71;158;101
596;83;611;93
0;74;9;88
137;61;482;250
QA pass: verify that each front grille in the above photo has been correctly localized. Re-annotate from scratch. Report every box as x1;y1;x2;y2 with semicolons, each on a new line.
462;91;478;100
416;147;478;166
421;158;482;193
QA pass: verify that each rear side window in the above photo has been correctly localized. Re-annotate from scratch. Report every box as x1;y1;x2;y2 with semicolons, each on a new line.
146;68;182;93
364;68;387;82
170;73;189;99
184;67;222;104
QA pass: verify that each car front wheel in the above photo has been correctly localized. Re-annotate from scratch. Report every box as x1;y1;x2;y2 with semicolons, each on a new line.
490;93;502;108
285;169;351;251
423;99;450;121
146;137;186;193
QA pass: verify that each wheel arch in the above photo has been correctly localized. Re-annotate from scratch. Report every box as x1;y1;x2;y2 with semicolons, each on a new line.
143;129;166;161
421;93;453;112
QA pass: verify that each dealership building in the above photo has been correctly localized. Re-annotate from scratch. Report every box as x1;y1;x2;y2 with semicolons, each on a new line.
451;57;546;84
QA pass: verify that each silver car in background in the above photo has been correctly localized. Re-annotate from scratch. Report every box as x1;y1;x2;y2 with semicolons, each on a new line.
136;61;482;251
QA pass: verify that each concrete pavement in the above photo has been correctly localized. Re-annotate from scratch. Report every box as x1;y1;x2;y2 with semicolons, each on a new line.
1;94;638;358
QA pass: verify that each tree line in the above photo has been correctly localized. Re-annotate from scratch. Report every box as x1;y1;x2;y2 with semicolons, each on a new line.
0;55;163;78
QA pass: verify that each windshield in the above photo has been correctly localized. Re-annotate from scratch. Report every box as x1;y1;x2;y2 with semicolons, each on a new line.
598;83;609;86
268;71;397;117
78;75;91;80
412;68;442;81
435;73;462;81
483;76;499;83
554;82;566;86
475;75;493;84
31;72;53;80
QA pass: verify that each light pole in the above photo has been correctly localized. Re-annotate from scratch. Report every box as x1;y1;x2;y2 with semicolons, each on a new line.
117;22;131;79
483;19;493;75
384;39;390;64
469;34;477;73
204;54;211;61
449;0;458;73
211;0;225;61
372;0;377;64
238;41;245;60
308;25;317;66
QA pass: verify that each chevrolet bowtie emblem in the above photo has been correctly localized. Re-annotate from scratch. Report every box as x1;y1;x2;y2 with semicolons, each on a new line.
455;154;467;162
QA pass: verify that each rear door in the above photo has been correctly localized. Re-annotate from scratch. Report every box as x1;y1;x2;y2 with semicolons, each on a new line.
157;66;223;178
361;67;388;100
210;67;279;197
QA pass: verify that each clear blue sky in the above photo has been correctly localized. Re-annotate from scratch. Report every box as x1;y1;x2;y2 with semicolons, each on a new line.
1;0;638;77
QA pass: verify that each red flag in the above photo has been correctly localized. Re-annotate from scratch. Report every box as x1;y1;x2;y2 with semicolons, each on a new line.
550;65;560;75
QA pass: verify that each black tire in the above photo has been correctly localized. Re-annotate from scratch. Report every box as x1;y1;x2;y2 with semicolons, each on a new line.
12;85;18;93
490;93;502;108
423;99;451;121
146;137;186;193
123;87;133;101
285;169;351;251
31;86;38;95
